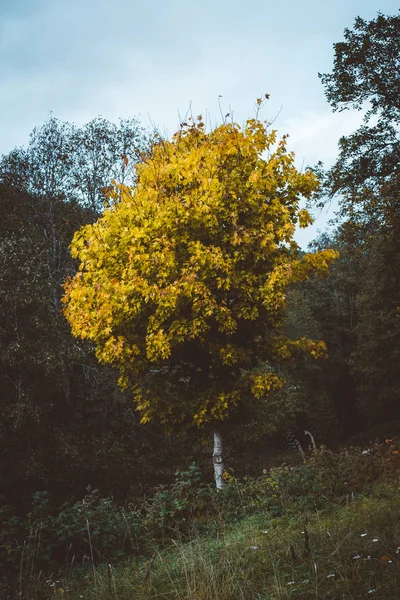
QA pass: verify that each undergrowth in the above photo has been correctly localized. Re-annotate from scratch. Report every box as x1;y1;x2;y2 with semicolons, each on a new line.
2;438;400;599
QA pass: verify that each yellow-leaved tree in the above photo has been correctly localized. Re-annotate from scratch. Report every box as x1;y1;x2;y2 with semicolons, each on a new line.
63;109;337;488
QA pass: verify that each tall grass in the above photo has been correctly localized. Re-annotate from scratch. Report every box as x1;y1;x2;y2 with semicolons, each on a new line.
5;439;400;599
62;484;400;600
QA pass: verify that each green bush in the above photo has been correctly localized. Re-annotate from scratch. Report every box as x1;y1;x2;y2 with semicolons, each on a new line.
143;463;216;539
0;489;142;576
0;441;394;586
308;445;384;494
269;462;328;509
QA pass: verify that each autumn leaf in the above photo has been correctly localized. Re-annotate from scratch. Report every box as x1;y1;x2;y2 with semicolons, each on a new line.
63;102;336;429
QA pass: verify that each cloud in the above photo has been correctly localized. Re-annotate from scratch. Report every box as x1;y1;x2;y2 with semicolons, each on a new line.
0;0;390;249
284;108;366;248
283;108;365;168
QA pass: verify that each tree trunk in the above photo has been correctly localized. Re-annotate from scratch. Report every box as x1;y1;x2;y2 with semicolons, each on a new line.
213;429;225;490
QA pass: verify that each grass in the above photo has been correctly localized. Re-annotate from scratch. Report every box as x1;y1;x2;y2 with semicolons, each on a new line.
48;483;400;600
7;441;400;599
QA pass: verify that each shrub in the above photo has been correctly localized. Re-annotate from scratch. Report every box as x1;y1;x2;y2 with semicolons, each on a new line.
0;489;142;576
308;445;385;494
143;463;216;539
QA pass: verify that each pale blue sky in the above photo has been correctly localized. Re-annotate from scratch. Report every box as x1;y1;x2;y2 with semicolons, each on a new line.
0;0;398;246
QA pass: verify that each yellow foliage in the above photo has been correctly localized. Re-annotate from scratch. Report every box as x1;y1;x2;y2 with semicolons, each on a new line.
63;109;336;429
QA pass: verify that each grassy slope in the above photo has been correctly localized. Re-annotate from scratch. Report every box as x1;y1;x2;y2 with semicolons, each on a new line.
64;484;400;600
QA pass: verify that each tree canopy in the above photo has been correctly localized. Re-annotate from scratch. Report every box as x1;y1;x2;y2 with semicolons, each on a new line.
63;113;337;431
315;11;400;429
0;116;149;212
318;11;399;219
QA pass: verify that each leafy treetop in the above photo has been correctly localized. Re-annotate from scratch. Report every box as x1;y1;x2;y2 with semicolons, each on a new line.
318;12;399;211
319;12;399;121
63;114;337;430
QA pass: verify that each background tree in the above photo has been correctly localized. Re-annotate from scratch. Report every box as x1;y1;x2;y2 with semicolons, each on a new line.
0;118;179;507
0;116;148;211
351;210;400;425
316;11;400;431
69;117;147;211
285;230;360;439
63;111;337;488
318;11;399;213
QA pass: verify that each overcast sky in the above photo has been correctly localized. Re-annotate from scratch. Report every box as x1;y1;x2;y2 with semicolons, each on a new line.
0;0;398;246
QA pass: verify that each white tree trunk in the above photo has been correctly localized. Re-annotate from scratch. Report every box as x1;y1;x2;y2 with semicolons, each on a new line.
213;429;225;490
